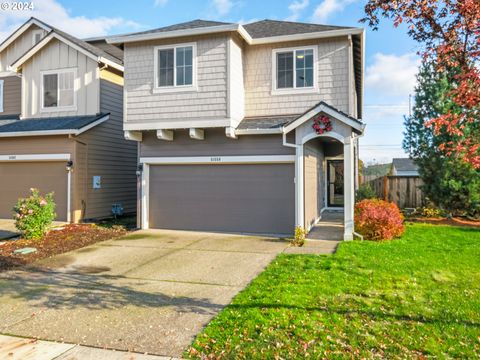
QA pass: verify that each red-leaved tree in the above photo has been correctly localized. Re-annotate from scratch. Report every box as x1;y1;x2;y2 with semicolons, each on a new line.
361;0;480;169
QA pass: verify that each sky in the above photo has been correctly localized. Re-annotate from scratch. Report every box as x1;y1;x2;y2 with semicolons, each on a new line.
0;0;422;164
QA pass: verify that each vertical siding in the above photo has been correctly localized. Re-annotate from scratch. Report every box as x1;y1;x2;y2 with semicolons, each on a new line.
124;34;228;127
0;25;48;72
77;78;137;219
1;75;21;115
244;37;350;117
22;38;99;118
304;140;325;230
228;36;245;126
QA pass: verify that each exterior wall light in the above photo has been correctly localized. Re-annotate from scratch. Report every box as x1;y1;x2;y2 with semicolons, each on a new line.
136;163;143;176
66;160;73;172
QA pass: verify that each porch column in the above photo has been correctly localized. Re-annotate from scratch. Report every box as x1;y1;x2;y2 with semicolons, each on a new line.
295;145;304;228
343;136;355;240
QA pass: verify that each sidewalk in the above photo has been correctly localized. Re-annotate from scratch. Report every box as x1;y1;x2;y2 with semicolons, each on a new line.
0;335;180;360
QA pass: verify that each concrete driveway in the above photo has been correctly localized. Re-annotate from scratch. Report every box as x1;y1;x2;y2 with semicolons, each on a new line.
0;229;289;358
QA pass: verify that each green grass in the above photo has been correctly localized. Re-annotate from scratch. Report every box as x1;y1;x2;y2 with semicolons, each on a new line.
186;224;480;359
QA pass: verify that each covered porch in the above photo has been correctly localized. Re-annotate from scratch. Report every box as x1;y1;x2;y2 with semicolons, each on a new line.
283;102;364;240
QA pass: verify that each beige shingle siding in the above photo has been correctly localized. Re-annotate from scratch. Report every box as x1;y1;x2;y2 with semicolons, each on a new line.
1;75;21;115
124;34;229;126
21;38;100;118
77;78;137;219
0;25;48;72
244;37;350;117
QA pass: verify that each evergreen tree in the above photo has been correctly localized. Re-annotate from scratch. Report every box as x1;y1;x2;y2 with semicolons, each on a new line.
403;63;480;217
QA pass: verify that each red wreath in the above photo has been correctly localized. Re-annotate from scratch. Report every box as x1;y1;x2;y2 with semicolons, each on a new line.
312;114;333;134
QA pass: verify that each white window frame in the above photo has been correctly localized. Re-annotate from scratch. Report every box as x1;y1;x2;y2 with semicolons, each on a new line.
0;79;4;113
32;29;44;46
40;68;77;112
153;42;197;93
271;45;318;96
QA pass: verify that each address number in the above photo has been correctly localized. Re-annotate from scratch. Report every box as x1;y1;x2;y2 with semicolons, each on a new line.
8;155;16;160
210;157;221;162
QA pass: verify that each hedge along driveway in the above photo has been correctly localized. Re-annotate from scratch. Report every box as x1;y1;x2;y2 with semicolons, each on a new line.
187;224;480;359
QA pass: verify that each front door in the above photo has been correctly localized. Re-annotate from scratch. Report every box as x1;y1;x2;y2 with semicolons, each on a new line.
327;160;344;207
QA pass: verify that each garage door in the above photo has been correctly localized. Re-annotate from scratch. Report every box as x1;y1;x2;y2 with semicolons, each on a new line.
0;162;68;221
149;164;295;234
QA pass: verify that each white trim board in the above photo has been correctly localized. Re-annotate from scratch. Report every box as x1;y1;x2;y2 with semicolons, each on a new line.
140;155;295;165
0;153;71;162
0;18;51;53
9;32;124;73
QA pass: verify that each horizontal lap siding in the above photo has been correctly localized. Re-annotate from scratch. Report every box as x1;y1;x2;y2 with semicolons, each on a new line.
125;35;228;126
77;79;137;219
140;128;294;157
1;75;21;115
244;38;350;117
0;135;73;155
22;39;99;118
304;141;325;229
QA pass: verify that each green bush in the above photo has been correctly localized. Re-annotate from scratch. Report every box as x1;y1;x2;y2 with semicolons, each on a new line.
355;183;377;202
13;188;56;240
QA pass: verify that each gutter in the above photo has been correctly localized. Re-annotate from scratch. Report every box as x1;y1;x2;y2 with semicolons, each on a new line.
107;23;364;47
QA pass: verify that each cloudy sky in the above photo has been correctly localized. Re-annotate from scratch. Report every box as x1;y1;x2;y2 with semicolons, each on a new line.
0;0;420;164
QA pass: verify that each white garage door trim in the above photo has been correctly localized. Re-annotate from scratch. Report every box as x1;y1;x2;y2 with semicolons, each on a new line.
140;155;295;230
0;153;72;222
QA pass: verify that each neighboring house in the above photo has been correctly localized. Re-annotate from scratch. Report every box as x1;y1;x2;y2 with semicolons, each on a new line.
0;18;137;222
391;158;419;177
109;19;365;240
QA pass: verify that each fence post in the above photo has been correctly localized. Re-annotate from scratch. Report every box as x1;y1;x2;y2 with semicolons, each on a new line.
383;176;389;201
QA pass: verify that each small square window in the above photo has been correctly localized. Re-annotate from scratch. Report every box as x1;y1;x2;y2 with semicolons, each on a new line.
42;69;76;110
155;43;195;90
275;48;315;91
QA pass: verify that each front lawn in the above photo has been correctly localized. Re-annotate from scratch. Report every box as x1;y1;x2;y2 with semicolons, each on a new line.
187;224;480;359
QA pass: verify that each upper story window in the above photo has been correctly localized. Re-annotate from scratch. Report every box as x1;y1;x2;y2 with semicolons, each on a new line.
154;42;196;92
32;30;44;45
41;68;76;111
272;46;317;94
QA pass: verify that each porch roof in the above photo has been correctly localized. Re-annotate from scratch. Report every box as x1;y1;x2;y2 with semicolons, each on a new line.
0;113;109;137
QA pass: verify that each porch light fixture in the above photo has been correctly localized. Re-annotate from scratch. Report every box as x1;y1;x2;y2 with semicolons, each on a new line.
136;163;143;176
66;160;73;172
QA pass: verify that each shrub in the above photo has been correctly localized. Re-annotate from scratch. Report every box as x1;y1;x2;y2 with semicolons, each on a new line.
355;199;405;241
13;188;56;240
291;226;306;247
355;183;377;202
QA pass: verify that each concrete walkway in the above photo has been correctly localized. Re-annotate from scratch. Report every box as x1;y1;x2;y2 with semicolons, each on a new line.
0;229;289;358
0;219;19;240
284;211;343;254
0;334;175;360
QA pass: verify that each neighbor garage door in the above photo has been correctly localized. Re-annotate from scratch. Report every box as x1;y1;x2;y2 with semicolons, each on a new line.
0;162;68;221
149;164;295;234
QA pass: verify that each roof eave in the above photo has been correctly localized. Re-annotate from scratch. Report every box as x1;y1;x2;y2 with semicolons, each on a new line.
107;24;244;44
248;27;364;45
9;32;123;72
0;18;51;53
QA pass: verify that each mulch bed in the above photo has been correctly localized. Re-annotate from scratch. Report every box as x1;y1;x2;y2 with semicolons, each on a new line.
408;217;480;228
0;224;127;272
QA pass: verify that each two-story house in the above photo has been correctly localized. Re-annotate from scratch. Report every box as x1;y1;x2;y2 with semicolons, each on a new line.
109;19;365;240
0;18;137;222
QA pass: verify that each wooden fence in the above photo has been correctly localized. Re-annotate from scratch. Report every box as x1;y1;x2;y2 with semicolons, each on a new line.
366;176;425;209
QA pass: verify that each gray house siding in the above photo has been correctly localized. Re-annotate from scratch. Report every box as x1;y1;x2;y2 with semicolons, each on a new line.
1;75;21;115
77;78;137;219
140;129;294;157
304;140;325;230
